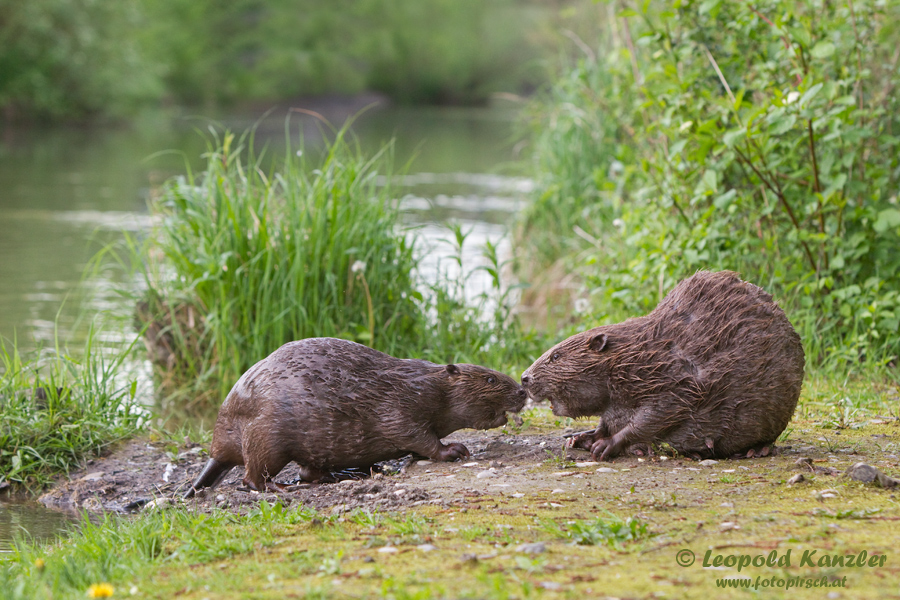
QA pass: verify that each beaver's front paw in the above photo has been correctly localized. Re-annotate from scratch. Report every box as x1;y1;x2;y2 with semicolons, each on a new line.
590;437;624;461
436;442;471;462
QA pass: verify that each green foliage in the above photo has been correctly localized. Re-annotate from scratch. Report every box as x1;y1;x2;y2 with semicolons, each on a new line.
0;327;144;490
0;0;161;121
523;0;900;370
1;0;545;121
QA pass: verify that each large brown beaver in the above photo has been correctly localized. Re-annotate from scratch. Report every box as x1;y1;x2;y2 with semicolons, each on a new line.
185;338;526;496
521;271;804;461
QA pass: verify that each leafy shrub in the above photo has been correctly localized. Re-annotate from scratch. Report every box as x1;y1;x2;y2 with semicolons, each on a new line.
523;0;900;369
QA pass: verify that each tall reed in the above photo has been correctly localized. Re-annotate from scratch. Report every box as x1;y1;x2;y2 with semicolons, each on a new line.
136;124;420;405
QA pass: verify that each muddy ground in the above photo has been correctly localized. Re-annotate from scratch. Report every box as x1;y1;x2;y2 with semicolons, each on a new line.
38;411;900;519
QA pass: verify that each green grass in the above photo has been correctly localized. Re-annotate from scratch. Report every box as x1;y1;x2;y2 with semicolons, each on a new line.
0;325;144;490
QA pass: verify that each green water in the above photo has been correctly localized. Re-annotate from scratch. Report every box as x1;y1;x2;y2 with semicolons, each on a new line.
0;101;530;547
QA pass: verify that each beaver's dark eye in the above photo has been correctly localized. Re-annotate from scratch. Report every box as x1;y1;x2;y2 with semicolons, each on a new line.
487;376;495;384
551;353;560;361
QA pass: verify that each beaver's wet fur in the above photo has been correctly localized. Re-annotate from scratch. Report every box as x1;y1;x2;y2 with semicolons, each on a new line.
186;338;526;496
521;271;804;460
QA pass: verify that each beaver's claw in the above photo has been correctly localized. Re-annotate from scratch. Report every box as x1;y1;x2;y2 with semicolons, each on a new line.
437;442;471;462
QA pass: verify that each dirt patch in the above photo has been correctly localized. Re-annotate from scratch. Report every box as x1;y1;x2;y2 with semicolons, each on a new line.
37;413;900;519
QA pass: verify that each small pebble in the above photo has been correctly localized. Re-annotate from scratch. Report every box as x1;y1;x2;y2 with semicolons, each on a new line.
476;470;496;479
550;488;565;494
596;467;616;473
378;546;399;554
517;542;546;554
462;462;479;467
575;461;599;467
699;459;718;467
787;473;805;485
539;582;562;591
417;544;436;552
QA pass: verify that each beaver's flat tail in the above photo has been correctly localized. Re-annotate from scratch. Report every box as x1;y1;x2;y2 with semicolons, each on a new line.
184;458;233;498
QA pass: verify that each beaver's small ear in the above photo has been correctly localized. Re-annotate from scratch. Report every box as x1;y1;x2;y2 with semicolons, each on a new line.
588;333;608;352
446;364;460;375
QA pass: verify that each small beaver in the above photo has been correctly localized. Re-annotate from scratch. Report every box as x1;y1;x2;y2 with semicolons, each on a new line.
521;271;804;460
185;338;526;496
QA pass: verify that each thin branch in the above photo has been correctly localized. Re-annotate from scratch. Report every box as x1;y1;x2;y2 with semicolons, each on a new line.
620;10;643;86
847;0;865;111
703;45;737;109
807;119;825;237
734;145;818;274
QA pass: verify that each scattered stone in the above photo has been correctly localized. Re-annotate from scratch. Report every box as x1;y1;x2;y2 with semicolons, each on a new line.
517;542;546;555
393;489;407;496
550;489;565;494
575;461;599;468
460;553;479;564
331;504;351;515
511;493;525;498
80;472;104;481
845;463;899;488
699;460;718;467
416;460;433;466
363;556;375;563
162;463;176;482
142;498;172;511
720;522;740;531
462;462;479;467
476;470;496;479
539;582;562;591
722;469;735;473
813;489;839;500
417;544;436;552
787;474;806;485
378;546;399;554
720;502;734;508
596;467;616;473
489;461;504;468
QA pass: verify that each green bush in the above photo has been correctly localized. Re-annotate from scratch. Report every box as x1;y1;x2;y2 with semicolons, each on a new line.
522;0;900;369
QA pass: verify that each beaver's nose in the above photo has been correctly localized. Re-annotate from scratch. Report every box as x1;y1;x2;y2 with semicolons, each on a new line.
521;374;531;386
517;388;526;397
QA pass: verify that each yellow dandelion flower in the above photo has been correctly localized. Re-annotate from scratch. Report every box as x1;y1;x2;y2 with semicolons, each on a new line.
87;582;114;598
34;558;45;570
